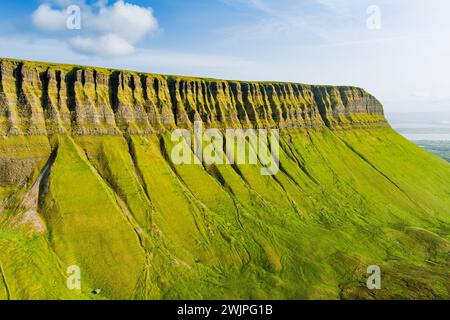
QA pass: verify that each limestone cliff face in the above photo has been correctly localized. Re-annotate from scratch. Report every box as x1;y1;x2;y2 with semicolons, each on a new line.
2;60;450;301
0;59;387;137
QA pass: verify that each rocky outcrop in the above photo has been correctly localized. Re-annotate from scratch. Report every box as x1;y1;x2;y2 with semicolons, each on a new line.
0;58;387;137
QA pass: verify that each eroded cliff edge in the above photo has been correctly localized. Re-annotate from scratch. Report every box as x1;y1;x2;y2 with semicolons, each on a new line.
0;58;387;137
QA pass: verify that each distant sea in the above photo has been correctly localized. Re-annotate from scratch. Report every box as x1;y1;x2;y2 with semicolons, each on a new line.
386;112;450;162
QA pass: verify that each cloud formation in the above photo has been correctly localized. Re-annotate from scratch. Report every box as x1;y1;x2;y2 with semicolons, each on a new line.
32;0;159;56
32;3;68;32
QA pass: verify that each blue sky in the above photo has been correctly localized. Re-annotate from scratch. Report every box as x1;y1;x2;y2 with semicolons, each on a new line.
1;0;450;112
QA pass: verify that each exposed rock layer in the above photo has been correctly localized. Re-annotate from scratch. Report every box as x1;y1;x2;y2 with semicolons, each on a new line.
0;59;387;137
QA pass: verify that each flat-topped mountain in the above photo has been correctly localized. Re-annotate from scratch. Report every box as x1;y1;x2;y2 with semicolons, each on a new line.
0;59;449;300
0;58;385;136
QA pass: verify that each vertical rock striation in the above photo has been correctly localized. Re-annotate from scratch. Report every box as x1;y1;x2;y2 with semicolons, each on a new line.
0;58;387;137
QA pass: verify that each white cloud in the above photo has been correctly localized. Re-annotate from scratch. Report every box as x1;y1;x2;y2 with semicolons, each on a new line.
31;1;159;57
32;3;67;32
70;33;135;56
88;1;158;43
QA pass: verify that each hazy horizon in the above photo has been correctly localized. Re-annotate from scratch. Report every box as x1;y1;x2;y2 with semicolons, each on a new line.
387;111;450;144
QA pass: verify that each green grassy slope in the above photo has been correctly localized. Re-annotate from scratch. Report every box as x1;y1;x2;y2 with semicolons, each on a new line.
0;126;449;300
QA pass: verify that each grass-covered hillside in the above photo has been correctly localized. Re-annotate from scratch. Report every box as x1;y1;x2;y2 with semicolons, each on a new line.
0;128;448;300
0;59;449;300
